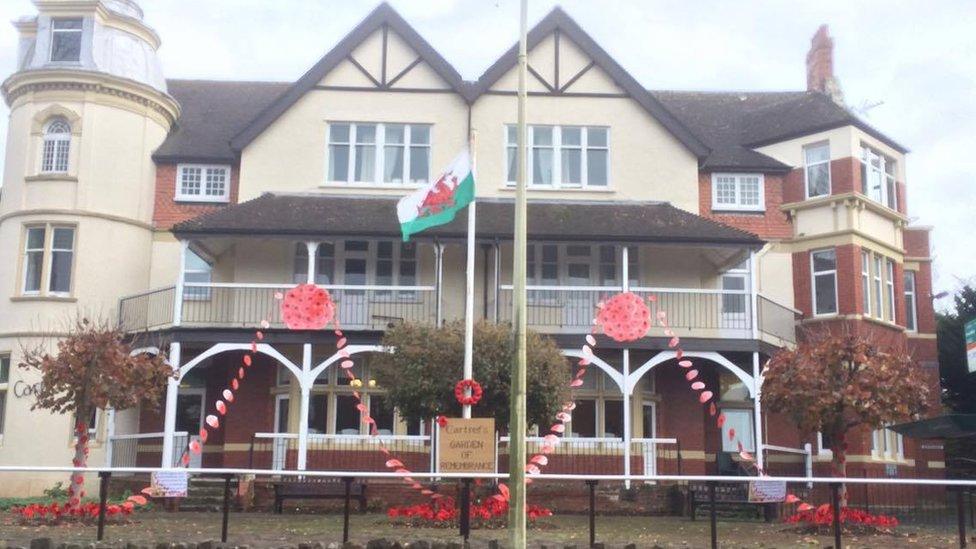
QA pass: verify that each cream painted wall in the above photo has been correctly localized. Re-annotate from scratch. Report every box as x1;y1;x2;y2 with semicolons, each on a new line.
757;245;796;309
238;27;700;211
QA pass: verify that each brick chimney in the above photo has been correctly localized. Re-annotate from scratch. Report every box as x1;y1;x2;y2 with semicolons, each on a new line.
806;25;845;105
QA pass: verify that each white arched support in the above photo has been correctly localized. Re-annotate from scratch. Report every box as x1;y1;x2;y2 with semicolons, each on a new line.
308;344;388;385
625;351;755;397
561;348;625;393
178;343;303;385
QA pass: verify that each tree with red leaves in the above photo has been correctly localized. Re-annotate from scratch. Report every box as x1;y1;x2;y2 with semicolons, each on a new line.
763;332;929;502
18;318;173;509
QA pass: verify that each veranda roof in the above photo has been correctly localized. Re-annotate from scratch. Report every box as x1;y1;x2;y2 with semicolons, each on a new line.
889;414;976;439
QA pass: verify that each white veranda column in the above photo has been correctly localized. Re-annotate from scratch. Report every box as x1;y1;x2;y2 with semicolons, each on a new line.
622;348;632;488
753;351;765;471
161;341;181;467
297;343;312;471
305;241;319;284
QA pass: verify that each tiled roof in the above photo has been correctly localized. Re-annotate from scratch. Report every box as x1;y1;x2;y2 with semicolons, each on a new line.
172;193;764;246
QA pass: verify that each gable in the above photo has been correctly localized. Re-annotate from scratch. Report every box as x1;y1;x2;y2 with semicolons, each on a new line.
231;3;468;151
320;26;454;91
488;31;624;95
471;7;708;158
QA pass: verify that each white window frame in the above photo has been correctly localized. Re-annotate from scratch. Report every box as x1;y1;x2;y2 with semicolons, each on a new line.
565;361;625;440
22;225;46;296
860;145;898;210
41;117;71;174
711;173;765;212
816;432;833;458
49;18;83;63
47;226;75;297
325;122;432;186
810;248;838;316
183;249;212;301
861;250;872;317
803;142;831;199
872;426;904;461
885;258;896;323
904;270;918;332
176;164;231;203
505;125;610;189
873;255;884;320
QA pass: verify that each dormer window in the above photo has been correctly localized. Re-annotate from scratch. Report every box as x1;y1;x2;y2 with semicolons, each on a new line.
50;18;83;63
176;164;231;203
711;173;764;212
41;117;71;173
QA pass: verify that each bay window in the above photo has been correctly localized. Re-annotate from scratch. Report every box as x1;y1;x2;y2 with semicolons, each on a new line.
22;224;75;297
327;123;431;185
860;145;897;210
566;359;623;439
506;125;609;188
803;142;831;198
711;173;764;211
872;426;904;461
811;249;837;315
176;164;230;202
305;356;397;435
904;270;917;331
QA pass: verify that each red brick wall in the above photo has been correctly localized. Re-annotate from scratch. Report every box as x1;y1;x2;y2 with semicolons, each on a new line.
783;157;860;204
698;172;792;239
896;181;907;215
904;228;937;334
792;250;812;317
153;162;240;229
835;244;858;316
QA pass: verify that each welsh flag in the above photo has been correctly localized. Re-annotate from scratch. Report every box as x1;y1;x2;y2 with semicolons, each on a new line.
397;148;474;241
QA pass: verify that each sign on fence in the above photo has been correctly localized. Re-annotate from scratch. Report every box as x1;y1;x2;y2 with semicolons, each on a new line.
747;479;786;503
148;470;189;497
438;418;495;473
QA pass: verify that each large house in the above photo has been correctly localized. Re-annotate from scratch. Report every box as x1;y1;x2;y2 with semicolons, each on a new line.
0;0;941;496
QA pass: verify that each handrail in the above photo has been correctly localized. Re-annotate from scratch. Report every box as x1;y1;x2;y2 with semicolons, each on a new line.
757;293;802;315
117;285;177;301
108;431;187;441
182;282;436;291
1;465;973;486
253;432;430;442
498;285;749;295
762;443;811;455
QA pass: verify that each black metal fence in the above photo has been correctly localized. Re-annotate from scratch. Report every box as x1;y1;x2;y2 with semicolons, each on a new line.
2;467;973;548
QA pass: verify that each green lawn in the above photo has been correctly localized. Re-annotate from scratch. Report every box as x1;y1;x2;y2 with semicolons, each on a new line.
0;511;964;548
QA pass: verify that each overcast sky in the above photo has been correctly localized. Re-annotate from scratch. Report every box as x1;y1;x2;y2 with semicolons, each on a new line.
0;0;973;305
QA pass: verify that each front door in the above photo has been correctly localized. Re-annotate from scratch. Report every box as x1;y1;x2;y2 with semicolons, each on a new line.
641;402;657;476
175;389;205;468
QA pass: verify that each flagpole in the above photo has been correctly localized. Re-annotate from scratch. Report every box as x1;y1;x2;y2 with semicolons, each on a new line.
509;0;529;546
462;132;477;419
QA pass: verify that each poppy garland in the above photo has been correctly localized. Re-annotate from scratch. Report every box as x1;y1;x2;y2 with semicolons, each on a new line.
454;379;483;406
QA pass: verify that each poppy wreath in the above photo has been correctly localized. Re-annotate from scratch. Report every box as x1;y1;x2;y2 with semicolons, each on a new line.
454;379;483;406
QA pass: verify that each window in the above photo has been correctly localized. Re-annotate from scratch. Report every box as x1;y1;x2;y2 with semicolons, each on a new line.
873;255;884;320
327;123;431;185
22;226;46;295
0;355;9;438
885;259;896;322
721;409;755;452
711;174;765;211
804;142;831;198
41;117;71;173
811;249;837;315
22;224;75;296
183;249;212;300
860;145;897;210
48;227;74;295
565;357;624;439
872;426;904;461
274;395;290;433
526;244;637;288
176;165;230;202
305;356;396;435
506;125;609;188
817;432;834;456
293;243;335;285
50;18;83;63
904;270;917;331
721;264;749;320
861;251;872;316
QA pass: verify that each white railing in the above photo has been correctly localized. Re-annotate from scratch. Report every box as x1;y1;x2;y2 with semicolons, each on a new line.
108;431;187;470
249;432;434;472
762;442;814;486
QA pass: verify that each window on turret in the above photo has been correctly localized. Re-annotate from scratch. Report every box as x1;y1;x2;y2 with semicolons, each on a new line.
21;224;75;297
803;142;831;198
50;18;83;63
41;117;71;173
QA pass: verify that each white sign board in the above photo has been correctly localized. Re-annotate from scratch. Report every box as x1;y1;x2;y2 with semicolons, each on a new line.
148;470;188;498
748;480;786;503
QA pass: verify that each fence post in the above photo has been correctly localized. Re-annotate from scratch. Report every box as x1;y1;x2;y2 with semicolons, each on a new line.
958;487;968;549
342;477;353;544
96;471;111;541
220;474;232;543
707;481;717;549
830;482;842;549
862;470;870;514
586;479;598;548
459;478;472;542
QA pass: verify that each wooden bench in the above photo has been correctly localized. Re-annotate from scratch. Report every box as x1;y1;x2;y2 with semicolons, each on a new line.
273;479;368;513
688;482;776;522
